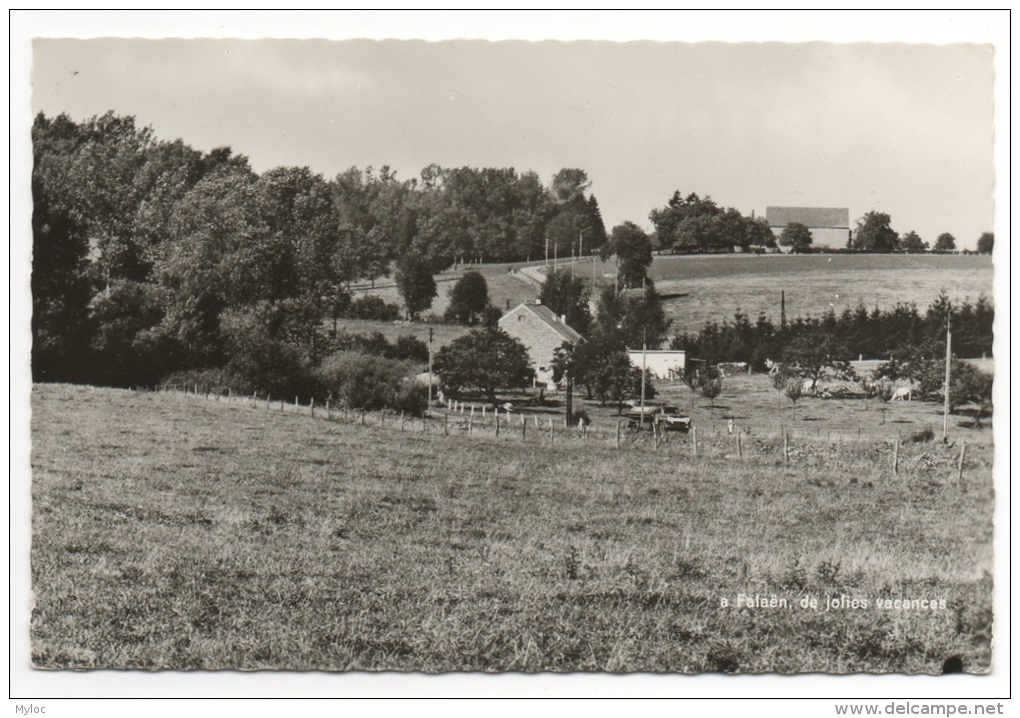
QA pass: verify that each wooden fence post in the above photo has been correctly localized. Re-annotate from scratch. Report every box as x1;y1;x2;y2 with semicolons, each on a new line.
444;413;449;436
310;398;315;418
482;406;487;422
692;426;698;458
957;442;967;486
736;428;742;459
468;415;473;437
653;422;659;452
616;420;622;450
327;400;332;421
400;411;405;432
496;412;501;437
893;438;899;475
549;417;554;444
783;432;789;464
361;409;366;425
228;388;232;402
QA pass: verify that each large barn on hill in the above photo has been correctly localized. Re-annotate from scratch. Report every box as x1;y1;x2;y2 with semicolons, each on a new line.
766;206;850;251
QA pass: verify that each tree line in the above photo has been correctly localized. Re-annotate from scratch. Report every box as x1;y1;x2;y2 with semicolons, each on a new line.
671;292;993;369
32;111;610;389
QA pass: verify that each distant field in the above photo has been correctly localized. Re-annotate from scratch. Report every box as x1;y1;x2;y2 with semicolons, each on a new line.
31;384;993;672
648;254;994;335
351;254;994;342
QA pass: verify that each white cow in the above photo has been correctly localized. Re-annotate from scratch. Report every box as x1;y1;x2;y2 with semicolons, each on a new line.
892;386;912;401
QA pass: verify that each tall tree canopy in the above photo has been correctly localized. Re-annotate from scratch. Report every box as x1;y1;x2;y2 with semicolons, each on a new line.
779;222;813;252
933;233;957;252
444;271;489;325
899;230;928;253
435;328;533;402
976;232;994;254
852;212;898;252
607;221;653;289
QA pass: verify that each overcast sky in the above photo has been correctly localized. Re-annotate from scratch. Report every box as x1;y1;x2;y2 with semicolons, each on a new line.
29;26;996;249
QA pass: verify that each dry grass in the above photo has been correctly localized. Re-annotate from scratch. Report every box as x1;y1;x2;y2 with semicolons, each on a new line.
31;383;993;673
347;253;993;339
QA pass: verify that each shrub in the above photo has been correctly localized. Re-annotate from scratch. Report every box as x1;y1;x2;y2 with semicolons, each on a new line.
315;351;419;412
387;335;429;365
160;367;251;395
330;330;391;357
908;427;935;443
346;295;401;321
387;381;430;417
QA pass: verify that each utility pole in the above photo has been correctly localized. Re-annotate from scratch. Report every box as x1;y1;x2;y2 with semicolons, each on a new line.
943;308;952;443
545;236;549;270
427;327;434;417
640;327;647;431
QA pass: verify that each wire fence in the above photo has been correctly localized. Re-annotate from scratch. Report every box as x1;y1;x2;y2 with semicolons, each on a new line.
144;383;981;487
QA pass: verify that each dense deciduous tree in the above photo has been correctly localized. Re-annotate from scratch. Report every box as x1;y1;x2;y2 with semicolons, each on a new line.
540;269;592;335
607;221;653;288
435;328;533;402
976;232;994;255
445;271;489;325
933;233;957;252
394;254;437;320
31;172;92;382
852;212;898;252
899;230;928;253
779;222;813;252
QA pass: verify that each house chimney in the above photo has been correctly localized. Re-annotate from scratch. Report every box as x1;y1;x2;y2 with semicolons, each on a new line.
560;314;567;324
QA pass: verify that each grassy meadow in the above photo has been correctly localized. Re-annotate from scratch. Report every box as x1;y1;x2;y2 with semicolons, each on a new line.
350;253;994;339
31;383;994;673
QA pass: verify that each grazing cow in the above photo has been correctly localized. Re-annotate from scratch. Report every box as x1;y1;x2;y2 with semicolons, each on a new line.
892;387;912;401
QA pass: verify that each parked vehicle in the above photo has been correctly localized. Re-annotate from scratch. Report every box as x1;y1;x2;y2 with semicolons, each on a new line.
624;403;692;432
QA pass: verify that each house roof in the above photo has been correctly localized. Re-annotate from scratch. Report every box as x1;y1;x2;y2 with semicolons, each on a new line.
766;206;850;229
502;303;583;342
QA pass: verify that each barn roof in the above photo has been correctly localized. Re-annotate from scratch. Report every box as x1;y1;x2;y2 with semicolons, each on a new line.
503;303;583;342
766;206;850;229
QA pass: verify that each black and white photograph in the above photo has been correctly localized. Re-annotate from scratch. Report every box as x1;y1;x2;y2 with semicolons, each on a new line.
13;9;1009;706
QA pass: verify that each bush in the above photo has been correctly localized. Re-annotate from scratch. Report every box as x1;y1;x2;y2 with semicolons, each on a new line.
387;381;430;417
908;427;935;443
346;295;401;321
329;330;391;357
160;367;252;396
315;351;420;413
387;335;429;365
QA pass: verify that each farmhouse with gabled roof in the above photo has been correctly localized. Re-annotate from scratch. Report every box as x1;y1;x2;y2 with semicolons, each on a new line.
766;206;850;251
498;301;582;388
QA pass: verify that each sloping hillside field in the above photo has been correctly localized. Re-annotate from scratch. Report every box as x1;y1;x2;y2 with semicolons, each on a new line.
647;254;994;335
351;254;993;339
31;384;993;672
